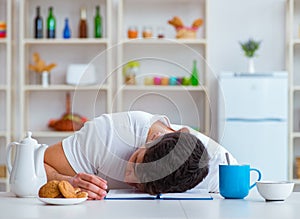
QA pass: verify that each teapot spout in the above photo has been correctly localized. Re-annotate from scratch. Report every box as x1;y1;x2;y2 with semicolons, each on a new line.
35;144;48;178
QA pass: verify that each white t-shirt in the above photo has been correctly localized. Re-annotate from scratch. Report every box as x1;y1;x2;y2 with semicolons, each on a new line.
62;111;237;192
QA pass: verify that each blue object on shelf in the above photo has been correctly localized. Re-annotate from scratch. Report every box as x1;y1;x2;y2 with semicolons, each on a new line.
63;18;71;39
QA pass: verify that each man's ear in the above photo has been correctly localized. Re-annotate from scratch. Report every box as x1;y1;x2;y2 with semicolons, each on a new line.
178;127;190;133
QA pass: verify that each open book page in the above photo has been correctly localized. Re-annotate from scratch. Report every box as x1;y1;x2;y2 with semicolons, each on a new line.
159;188;213;200
105;189;157;200
105;188;213;200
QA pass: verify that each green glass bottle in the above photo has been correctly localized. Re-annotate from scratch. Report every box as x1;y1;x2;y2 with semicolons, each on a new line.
47;7;56;38
94;5;102;38
190;60;199;86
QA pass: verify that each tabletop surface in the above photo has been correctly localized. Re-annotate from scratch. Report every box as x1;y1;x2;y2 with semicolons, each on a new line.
0;190;299;219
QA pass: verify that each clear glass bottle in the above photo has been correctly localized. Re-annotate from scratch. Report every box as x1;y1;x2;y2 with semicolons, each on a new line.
34;6;43;38
63;18;71;39
47;7;56;38
79;8;88;38
94;5;102;38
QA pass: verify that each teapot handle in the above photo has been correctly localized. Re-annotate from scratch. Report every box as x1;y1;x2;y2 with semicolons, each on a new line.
6;142;19;173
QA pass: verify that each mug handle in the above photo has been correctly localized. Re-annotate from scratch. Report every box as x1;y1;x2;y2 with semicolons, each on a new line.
249;168;262;189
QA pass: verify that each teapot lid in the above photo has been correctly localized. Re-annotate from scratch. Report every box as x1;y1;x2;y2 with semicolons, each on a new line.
20;131;38;145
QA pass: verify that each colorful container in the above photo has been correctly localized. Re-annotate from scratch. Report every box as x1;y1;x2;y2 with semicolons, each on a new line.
0;21;6;38
161;77;169;85
153;77;161;85
169;76;177;85
144;77;153;85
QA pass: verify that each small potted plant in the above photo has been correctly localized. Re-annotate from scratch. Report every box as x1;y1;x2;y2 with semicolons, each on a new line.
240;38;261;73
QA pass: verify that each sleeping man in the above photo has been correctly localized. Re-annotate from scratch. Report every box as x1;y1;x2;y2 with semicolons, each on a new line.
44;111;237;200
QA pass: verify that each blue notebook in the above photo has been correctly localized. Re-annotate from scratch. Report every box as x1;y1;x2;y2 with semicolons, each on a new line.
104;188;213;200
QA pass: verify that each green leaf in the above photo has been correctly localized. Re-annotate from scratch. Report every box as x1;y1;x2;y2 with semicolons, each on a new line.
240;38;261;58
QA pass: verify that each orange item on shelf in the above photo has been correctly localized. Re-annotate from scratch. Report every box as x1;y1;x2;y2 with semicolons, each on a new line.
48;93;87;131
128;26;138;39
161;77;169;85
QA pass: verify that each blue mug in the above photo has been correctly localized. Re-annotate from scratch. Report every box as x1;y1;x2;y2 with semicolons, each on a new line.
219;164;262;199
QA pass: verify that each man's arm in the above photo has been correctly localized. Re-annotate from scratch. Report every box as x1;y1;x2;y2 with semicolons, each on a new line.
44;142;108;200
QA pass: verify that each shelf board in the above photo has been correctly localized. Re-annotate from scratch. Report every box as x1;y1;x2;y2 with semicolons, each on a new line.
291;179;300;184
23;84;108;91
23;38;109;45
0;39;7;44
0;131;8;137
293;39;300;45
121;38;207;45
121;85;206;91
292;86;300;91
124;0;200;3
0;85;7;90
0;178;8;184
292;132;300;138
31;131;74;138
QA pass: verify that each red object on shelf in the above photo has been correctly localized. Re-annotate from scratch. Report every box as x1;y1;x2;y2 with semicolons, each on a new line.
0;32;6;38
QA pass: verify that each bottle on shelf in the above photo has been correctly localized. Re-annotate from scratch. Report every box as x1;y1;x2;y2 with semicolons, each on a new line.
63;18;71;39
94;5;102;38
34;6;43;38
47;7;56;38
79;8;88;38
190;60;199;86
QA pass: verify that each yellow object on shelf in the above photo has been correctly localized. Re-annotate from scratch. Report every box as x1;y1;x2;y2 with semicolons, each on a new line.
296;157;300;179
0;165;6;178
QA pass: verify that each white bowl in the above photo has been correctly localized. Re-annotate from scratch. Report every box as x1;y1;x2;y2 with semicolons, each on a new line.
256;181;294;201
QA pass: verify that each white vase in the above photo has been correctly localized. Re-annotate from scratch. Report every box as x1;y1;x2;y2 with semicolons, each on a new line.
248;58;255;73
40;71;50;87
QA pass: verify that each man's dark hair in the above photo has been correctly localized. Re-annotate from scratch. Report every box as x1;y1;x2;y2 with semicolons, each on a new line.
135;132;210;195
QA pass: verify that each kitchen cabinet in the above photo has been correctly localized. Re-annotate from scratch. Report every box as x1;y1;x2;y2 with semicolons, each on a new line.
116;0;210;133
19;0;113;145
287;0;300;183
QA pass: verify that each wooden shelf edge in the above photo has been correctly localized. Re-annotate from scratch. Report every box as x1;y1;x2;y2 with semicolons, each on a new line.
121;38;207;45
30;131;75;138
23;84;109;91
292;132;300;138
23;38;109;45
121;85;206;91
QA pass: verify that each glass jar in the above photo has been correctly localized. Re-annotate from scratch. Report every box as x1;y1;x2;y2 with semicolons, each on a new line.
157;26;165;39
128;26;138;39
142;26;153;38
123;61;140;85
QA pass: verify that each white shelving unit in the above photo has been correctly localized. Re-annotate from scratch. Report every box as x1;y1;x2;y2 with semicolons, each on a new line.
0;0;11;191
19;0;112;145
287;0;300;182
116;0;210;134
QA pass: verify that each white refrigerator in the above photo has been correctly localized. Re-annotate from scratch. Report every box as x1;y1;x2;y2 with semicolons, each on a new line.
218;72;288;180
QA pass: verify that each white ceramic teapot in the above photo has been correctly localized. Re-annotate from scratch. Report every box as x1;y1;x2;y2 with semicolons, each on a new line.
6;132;48;197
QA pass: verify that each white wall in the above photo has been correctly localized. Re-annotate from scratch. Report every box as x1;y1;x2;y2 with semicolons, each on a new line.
207;0;286;139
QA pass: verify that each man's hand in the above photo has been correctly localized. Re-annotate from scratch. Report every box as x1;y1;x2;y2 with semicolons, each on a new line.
70;173;108;200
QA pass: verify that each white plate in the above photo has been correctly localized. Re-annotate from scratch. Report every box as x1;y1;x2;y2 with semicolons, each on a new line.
38;197;87;205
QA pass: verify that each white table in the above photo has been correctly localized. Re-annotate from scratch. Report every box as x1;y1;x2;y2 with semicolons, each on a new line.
0;190;299;219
